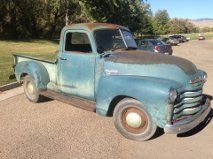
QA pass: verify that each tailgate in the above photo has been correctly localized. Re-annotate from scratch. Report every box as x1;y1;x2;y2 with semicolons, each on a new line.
160;45;172;53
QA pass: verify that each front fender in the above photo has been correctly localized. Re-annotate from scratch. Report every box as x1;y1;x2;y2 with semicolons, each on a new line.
96;75;182;128
15;61;50;90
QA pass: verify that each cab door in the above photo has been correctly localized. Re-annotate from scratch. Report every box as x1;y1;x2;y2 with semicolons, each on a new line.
57;30;96;100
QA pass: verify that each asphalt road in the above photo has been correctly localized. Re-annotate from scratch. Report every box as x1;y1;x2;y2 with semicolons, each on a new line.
0;40;213;159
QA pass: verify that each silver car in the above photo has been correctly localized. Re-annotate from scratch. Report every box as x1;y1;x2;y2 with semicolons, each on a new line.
137;39;173;55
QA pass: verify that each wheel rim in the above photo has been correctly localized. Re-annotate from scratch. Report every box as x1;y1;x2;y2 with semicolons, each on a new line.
120;107;148;134
26;80;36;99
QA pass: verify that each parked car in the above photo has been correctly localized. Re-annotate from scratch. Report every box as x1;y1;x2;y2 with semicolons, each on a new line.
161;37;179;46
180;35;187;42
137;39;173;55
169;35;187;43
198;35;205;40
169;35;182;43
12;23;211;141
186;37;191;41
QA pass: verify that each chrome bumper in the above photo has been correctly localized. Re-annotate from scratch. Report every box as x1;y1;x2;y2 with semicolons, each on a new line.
164;98;211;134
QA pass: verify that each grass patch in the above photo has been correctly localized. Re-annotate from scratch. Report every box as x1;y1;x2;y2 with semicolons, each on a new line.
183;32;213;40
0;40;58;86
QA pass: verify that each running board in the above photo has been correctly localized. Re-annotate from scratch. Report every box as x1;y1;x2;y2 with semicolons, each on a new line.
40;90;96;112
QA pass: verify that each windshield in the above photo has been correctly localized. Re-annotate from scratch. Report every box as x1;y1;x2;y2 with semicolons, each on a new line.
95;29;137;52
150;40;166;45
122;30;137;48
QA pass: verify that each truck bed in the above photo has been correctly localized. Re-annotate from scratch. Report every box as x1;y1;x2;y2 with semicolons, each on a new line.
13;53;57;83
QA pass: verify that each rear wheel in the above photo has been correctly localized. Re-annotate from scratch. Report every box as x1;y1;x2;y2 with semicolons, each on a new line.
23;75;42;103
113;98;157;141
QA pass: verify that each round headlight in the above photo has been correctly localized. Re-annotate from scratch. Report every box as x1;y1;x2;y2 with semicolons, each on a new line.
203;73;207;82
169;88;177;103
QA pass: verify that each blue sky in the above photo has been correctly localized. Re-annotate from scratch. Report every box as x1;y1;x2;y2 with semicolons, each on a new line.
147;0;213;19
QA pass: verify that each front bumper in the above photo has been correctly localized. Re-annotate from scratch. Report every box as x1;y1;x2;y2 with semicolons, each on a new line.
164;98;211;134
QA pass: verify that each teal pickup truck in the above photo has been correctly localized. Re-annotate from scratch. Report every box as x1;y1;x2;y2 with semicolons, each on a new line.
13;23;211;141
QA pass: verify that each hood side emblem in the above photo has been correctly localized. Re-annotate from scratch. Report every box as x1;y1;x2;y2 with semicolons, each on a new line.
105;69;118;76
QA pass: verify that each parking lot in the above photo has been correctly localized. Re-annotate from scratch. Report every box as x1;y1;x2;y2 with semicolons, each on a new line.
0;40;212;159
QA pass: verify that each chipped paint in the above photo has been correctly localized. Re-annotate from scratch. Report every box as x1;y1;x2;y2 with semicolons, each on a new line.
106;50;198;75
63;23;129;32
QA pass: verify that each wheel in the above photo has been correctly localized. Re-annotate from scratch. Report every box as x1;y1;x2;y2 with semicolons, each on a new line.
113;98;157;141
23;75;42;103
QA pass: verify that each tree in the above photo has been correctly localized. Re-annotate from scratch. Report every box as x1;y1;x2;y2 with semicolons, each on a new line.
152;10;170;35
78;0;153;34
0;0;154;39
134;2;154;35
169;18;198;34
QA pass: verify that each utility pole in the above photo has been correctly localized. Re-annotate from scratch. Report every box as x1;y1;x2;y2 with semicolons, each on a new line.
65;0;69;25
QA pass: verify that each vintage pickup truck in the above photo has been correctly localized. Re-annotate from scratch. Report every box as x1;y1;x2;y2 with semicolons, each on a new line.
13;23;211;141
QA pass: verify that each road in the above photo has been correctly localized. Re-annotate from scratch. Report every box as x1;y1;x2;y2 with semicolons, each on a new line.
0;40;213;159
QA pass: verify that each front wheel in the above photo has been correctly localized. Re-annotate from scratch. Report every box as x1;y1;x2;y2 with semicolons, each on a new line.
113;98;157;141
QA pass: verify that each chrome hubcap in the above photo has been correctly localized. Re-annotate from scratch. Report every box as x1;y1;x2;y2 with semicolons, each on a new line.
27;82;34;94
126;112;142;128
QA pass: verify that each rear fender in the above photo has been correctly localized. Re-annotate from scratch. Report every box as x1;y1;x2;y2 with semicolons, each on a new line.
15;61;50;90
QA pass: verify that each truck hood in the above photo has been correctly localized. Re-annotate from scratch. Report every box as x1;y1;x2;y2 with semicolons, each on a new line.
103;50;199;86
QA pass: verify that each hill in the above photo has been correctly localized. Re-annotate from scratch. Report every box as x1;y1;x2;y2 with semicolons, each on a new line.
190;18;213;28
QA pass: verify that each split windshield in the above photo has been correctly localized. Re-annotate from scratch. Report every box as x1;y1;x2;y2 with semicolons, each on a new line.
94;29;137;52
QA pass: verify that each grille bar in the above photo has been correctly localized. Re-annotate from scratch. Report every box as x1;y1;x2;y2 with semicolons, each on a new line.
174;102;201;114
172;87;203;122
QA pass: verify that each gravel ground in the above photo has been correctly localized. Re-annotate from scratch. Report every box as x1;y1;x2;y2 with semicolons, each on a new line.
0;40;212;159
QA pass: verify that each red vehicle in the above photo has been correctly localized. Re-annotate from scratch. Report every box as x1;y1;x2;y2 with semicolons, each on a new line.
198;35;205;40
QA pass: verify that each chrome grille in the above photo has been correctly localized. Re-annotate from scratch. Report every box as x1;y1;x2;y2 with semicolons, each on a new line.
172;88;203;122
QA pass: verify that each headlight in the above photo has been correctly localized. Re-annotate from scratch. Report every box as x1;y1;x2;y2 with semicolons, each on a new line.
169;88;177;103
203;73;207;82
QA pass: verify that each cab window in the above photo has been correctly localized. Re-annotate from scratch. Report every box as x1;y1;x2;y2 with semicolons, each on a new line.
65;32;92;53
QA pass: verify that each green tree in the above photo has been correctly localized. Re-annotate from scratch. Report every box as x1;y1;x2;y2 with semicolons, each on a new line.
78;0;153;34
0;0;153;39
152;9;170;35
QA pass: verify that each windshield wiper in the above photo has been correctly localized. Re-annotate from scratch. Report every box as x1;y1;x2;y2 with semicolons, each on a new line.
125;47;137;50
100;52;112;58
110;48;124;51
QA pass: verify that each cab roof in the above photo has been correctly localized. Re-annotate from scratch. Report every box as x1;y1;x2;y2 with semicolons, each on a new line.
62;23;129;32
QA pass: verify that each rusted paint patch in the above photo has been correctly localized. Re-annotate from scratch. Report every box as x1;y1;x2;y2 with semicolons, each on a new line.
64;23;129;32
85;23;120;30
106;50;197;75
40;90;96;112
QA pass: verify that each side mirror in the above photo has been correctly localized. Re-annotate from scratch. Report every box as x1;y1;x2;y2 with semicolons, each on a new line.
97;46;104;54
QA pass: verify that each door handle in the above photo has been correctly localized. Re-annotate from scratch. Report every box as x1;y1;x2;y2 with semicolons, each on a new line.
59;57;67;61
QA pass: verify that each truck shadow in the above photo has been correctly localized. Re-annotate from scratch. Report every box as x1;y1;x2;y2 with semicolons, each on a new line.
177;108;213;138
151;94;213;140
177;94;213;138
40;96;53;103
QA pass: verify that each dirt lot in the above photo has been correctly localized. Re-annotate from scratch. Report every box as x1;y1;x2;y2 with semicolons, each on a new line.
0;40;212;159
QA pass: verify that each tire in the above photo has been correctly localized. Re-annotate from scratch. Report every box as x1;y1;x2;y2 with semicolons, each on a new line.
23;75;42;103
113;98;157;141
